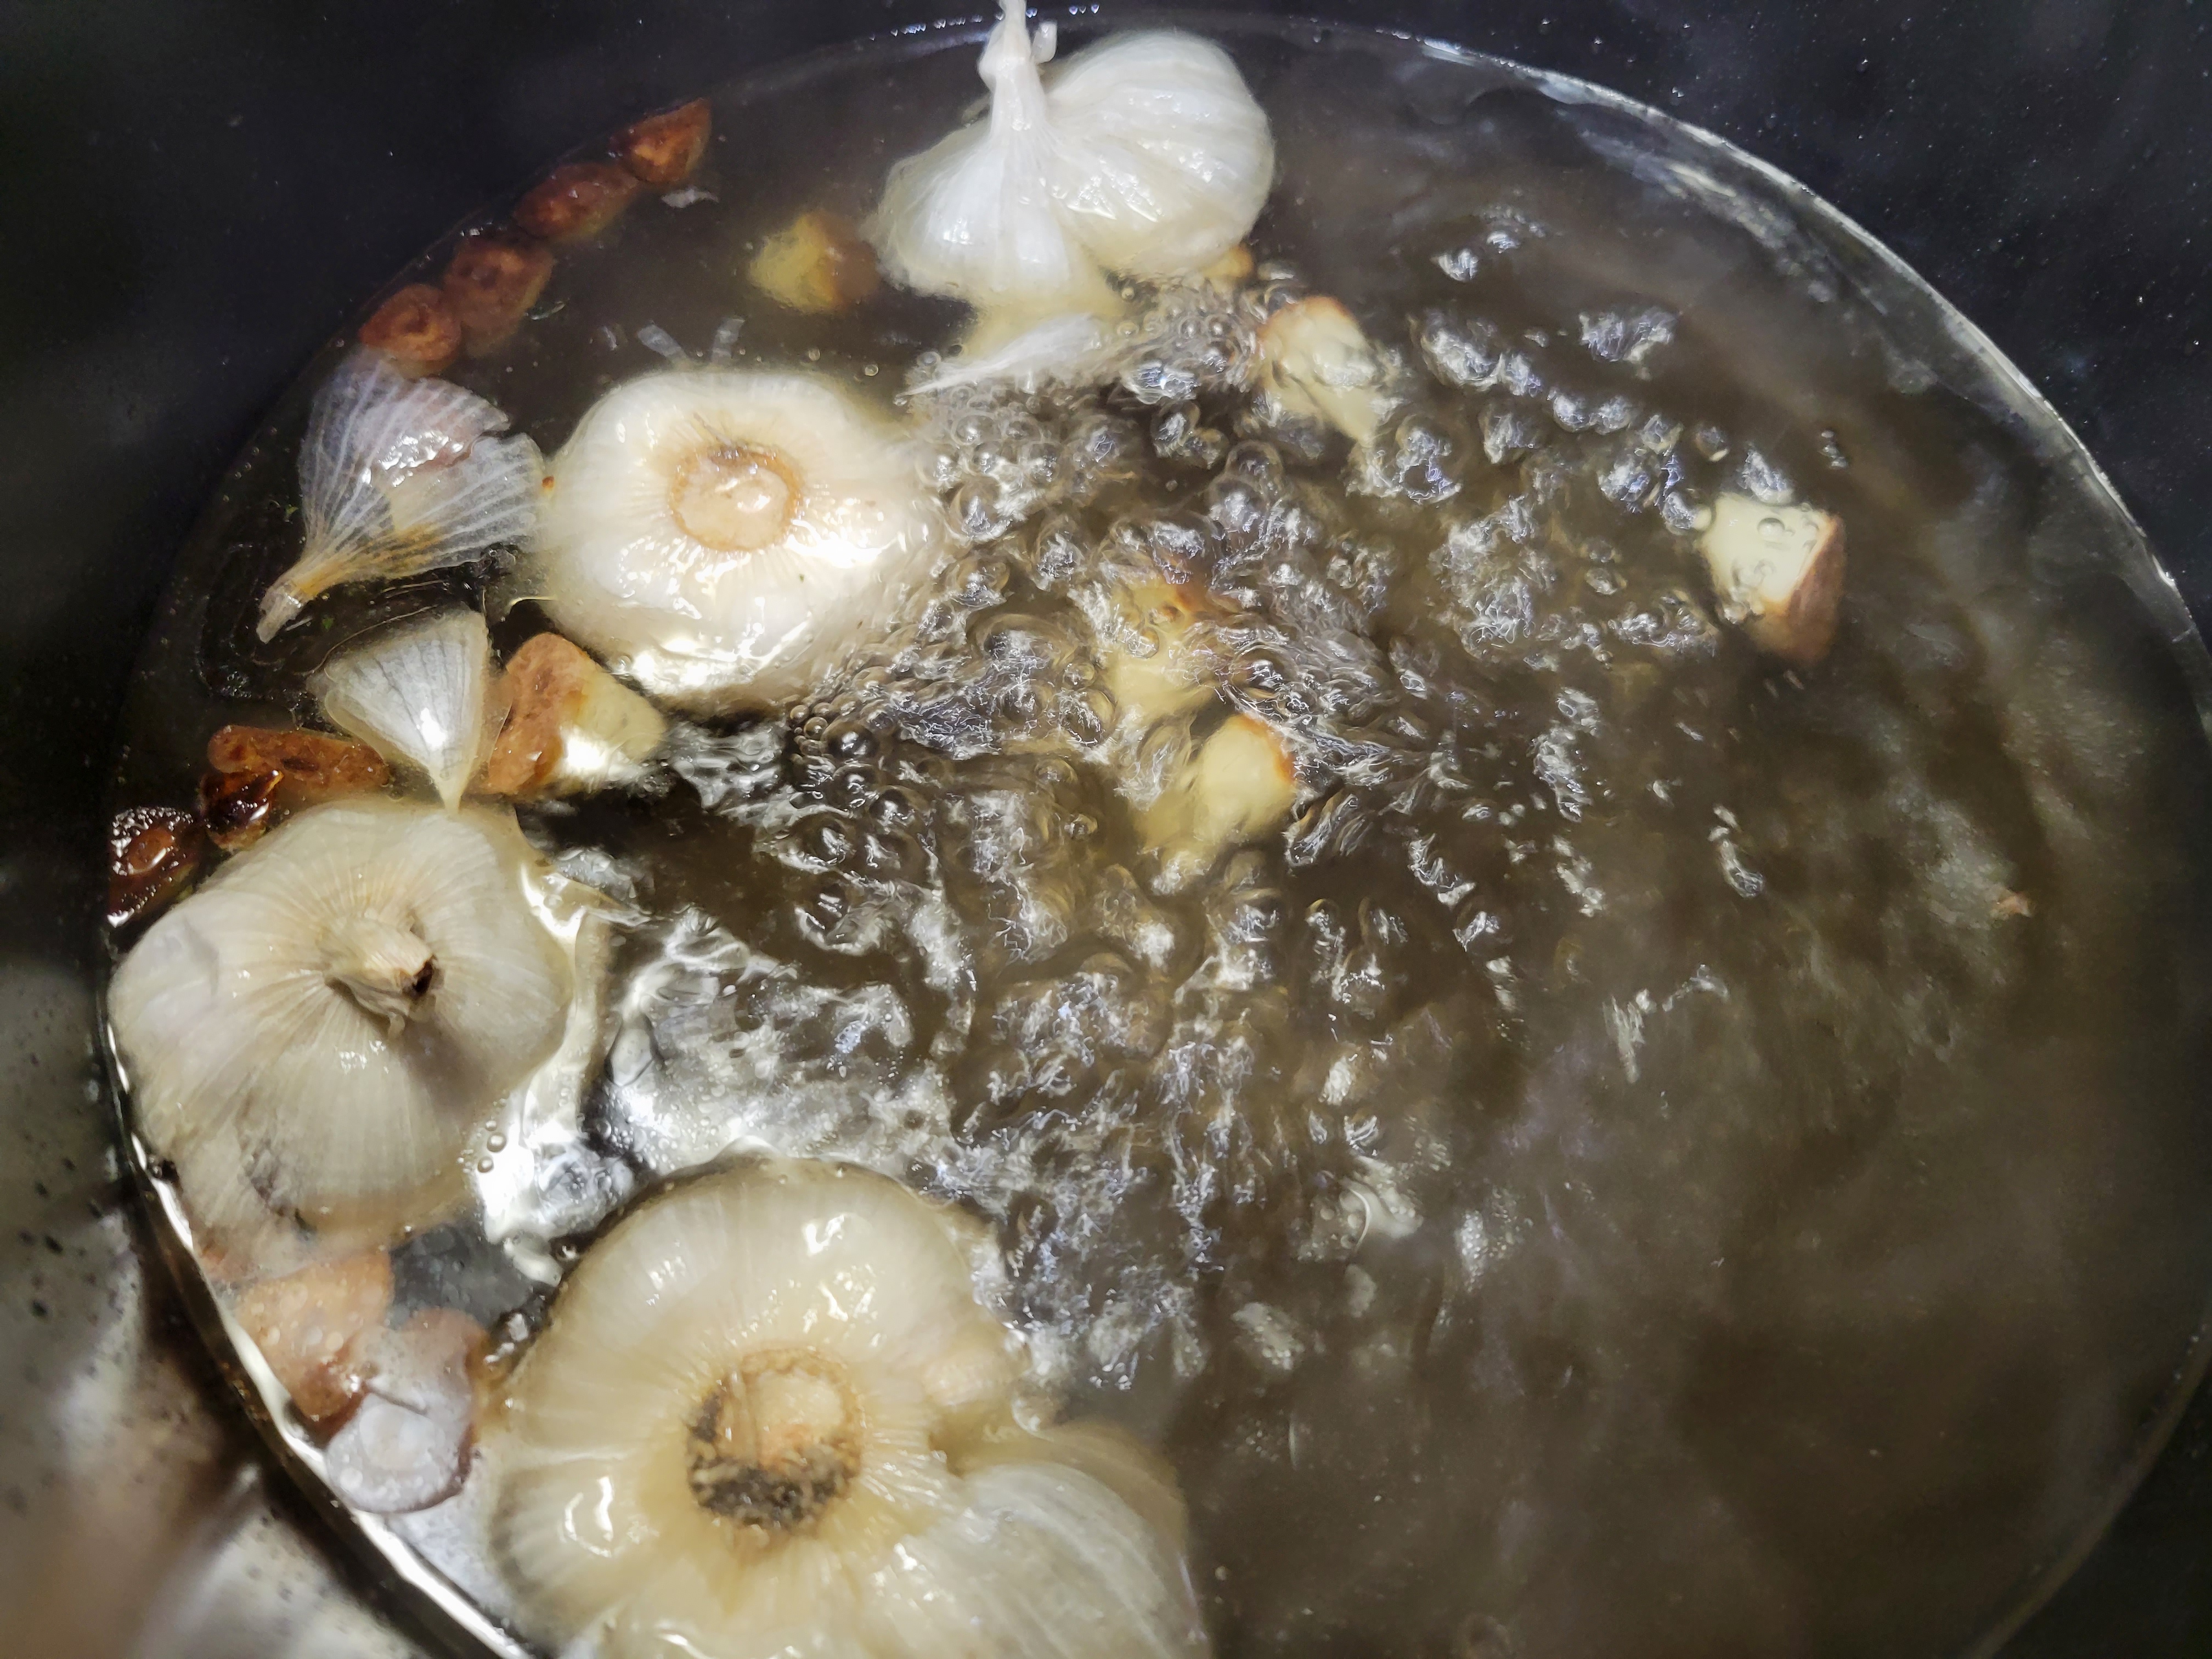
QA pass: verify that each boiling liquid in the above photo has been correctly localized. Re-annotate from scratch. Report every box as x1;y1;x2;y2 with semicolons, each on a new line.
108;17;2212;1659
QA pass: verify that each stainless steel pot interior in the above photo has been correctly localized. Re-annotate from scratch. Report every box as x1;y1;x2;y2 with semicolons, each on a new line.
3;2;2210;1655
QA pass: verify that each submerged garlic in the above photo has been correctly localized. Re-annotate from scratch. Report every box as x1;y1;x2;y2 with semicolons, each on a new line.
311;608;498;809
869;0;1273;315
109;798;571;1249
1256;297;1400;444
1699;493;1846;664
497;1160;1206;1659
533;369;938;712
258;352;544;640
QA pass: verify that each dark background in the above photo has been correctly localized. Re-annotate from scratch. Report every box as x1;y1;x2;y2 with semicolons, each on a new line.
0;1;2207;1652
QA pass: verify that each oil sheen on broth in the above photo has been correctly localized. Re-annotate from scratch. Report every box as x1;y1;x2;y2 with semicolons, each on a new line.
102;12;2212;1659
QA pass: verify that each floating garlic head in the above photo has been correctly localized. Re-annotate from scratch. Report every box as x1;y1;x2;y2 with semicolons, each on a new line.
868;0;1274;314
310;607;497;809
534;370;938;713
258;352;544;641
109;798;571;1247
496;1160;1207;1659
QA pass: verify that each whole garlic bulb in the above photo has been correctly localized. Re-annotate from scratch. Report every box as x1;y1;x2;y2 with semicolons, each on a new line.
869;0;1273;313
496;1160;1207;1659
533;369;939;713
109;797;571;1247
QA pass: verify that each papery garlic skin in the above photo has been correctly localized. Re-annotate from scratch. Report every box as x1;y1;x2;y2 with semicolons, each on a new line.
534;370;939;713
311;608;499;810
109;798;570;1249
496;1160;1206;1659
869;0;1272;315
259;352;543;641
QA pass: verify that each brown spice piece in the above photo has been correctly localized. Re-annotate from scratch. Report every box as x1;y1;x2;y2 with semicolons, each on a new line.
357;283;462;377
107;807;205;929
748;211;881;315
198;769;284;853
516;161;643;244
233;1250;394;1426
615;98;712;189
208;724;391;808
481;633;592;797
441;231;555;354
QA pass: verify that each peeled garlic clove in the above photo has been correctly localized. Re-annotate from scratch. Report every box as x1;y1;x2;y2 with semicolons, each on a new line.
480;632;668;798
232;1249;393;1425
258;352;544;640
616;98;713;189
311;608;498;809
496;1160;1201;1658
109;798;572;1250
1139;713;1297;891
1256;296;1400;445
1699;493;1846;664
748;209;881;314
533;369;938;713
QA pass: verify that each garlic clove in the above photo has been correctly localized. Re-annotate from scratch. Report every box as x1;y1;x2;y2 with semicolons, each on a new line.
325;1307;485;1514
110;797;572;1252
495;1160;1198;1658
533;369;938;713
1255;296;1400;445
231;1249;393;1425
258;352;544;640
480;632;668;798
1698;493;1846;664
1138;713;1298;891
311;608;499;810
748;210;881;315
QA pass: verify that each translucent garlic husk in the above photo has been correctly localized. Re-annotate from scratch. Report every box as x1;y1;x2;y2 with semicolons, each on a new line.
310;607;500;809
258;351;544;641
495;1160;1207;1659
868;0;1273;315
109;797;573;1252
533;369;939;714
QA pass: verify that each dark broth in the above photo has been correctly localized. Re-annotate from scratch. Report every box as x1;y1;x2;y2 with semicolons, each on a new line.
108;15;2212;1659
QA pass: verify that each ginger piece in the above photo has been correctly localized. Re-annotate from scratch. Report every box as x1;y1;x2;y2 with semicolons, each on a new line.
232;1250;394;1426
207;724;392;809
1256;296;1399;445
357;283;462;377
1103;579;1222;732
108;806;204;929
748;211;881;314
1139;714;1297;890
616;98;713;189
481;633;668;798
516;162;643;244
442;231;555;354
1201;242;1255;288
1699;493;1846;665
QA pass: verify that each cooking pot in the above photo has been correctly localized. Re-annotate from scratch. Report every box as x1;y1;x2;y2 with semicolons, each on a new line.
4;1;2210;1654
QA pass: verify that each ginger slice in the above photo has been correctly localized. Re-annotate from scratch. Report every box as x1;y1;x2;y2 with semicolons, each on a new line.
1699;493;1846;665
208;724;392;808
442;231;555;354
481;633;668;798
232;1250;394;1426
616;98;712;189
749;211;881;314
108;807;204;929
358;283;462;377
1256;296;1400;445
516;162;642;244
1139;713;1298;890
